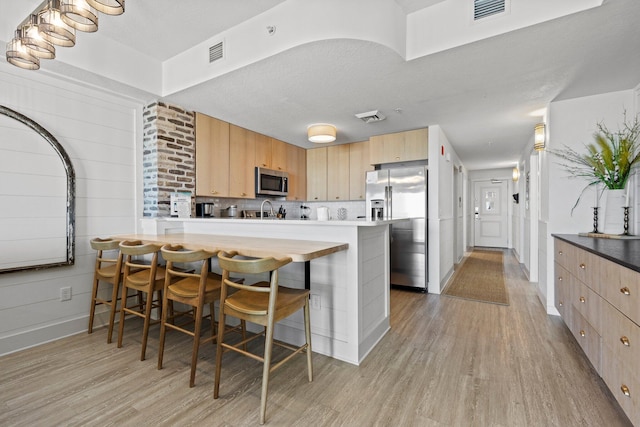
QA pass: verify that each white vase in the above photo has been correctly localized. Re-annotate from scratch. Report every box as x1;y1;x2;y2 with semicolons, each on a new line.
601;188;626;235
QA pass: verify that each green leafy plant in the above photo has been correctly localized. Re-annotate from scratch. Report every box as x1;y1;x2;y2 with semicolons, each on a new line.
552;111;640;212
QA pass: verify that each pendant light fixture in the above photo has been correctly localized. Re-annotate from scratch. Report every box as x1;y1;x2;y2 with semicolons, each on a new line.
308;123;337;143
86;0;124;15
39;0;77;47
21;14;56;59
6;29;40;70
6;0;124;70
60;0;99;33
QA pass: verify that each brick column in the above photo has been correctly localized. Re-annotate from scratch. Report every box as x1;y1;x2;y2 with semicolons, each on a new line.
142;102;195;217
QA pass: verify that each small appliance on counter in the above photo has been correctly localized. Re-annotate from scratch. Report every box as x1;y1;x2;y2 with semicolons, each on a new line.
196;202;214;217
221;205;239;218
300;205;311;219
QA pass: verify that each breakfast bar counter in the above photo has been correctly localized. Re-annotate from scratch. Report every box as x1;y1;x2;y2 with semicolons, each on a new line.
137;217;404;365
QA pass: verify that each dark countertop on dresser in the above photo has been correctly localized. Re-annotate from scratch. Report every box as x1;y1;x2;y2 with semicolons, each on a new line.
553;234;640;273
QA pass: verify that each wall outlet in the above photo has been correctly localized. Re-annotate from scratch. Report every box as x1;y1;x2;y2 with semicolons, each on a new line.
310;294;320;310
59;286;72;301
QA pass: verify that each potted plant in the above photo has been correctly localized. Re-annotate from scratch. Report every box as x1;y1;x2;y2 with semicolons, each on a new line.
552;111;640;233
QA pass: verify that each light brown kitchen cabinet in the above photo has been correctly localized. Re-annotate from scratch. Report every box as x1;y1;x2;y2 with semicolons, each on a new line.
195;112;230;197
270;138;288;172
349;141;374;200
228;124;256;199
369;127;428;164
286;144;306;201
306;147;327;201
254;132;271;168
327;145;350;201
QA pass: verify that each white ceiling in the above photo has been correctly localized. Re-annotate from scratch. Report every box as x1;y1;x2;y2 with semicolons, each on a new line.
2;0;640;170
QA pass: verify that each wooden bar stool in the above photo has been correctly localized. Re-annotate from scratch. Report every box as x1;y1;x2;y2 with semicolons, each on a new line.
157;244;246;387
88;238;124;343
117;240;165;361
214;251;313;425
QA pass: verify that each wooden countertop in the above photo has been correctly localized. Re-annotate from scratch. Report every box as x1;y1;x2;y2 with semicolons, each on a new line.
112;233;348;262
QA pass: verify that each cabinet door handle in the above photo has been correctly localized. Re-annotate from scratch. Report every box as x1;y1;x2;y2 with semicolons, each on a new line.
580;330;586;337
620;287;631;296
579;296;586;303
579;263;586;269
620;336;630;346
621;385;630;397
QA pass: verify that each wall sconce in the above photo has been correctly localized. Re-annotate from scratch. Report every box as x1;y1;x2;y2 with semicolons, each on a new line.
512;167;519;182
534;123;546;151
307;123;336;143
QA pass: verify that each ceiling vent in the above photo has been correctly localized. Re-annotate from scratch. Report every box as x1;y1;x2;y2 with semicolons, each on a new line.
209;41;224;63
474;0;505;20
355;110;386;123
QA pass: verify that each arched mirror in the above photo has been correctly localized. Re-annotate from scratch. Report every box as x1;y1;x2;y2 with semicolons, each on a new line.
0;105;75;273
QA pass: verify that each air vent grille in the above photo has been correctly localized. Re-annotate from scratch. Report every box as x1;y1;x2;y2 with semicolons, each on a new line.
209;41;224;63
474;0;505;20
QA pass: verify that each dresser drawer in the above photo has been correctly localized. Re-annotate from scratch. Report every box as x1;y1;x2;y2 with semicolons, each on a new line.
602;299;640;379
554;262;572;325
570;308;602;374
555;239;574;271
573;246;601;293
601;345;640;427
601;259;640;326
571;277;602;335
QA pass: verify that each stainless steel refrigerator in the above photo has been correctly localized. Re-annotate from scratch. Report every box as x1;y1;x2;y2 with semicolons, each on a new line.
365;165;428;291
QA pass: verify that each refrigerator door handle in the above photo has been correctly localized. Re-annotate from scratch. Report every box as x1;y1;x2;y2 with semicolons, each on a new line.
386;185;393;219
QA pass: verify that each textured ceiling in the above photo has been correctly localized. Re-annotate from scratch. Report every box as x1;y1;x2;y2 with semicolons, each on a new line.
2;0;640;170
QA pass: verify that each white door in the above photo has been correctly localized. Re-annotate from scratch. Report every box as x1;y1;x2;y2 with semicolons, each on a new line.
474;180;508;248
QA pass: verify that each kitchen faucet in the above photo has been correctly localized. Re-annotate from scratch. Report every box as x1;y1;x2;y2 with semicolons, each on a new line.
260;199;275;219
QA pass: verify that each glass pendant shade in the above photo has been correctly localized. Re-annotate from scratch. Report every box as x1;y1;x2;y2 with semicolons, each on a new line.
86;0;124;15
22;15;56;59
39;2;76;47
60;0;99;32
6;30;40;70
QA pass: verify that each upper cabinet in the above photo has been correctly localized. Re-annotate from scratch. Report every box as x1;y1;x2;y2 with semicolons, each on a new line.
306;147;328;201
270;138;288;172
286;143;306;201
195;112;230;197
369;128;428;165
254;132;271;168
327;145;350;201
229;124;256;199
349;141;374;201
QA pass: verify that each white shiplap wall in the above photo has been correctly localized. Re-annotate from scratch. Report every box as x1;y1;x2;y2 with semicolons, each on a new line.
0;64;142;355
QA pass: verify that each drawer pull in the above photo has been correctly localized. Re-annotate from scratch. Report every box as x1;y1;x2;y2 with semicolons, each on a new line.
559;301;563;307
620;336;630;346
621;385;630;397
579;263;586;270
620;287;631;296
580;330;585;337
559;250;563;255
558;276;563;282
579;296;585;303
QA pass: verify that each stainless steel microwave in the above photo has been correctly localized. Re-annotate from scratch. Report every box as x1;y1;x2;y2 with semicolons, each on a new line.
255;167;288;197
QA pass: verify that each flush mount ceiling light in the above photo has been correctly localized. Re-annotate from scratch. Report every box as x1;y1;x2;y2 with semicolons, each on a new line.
534;123;546;151
307;123;336;143
5;0;124;70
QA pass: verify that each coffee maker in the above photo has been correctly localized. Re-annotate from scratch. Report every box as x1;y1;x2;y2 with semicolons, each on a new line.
196;202;214;217
371;199;384;220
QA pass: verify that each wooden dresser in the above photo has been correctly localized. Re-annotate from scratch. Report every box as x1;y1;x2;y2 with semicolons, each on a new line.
554;235;640;426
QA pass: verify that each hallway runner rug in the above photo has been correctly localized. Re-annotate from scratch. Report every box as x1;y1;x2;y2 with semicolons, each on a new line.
442;249;509;305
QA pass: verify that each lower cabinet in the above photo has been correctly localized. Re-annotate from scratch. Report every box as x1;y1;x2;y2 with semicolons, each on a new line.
554;237;640;426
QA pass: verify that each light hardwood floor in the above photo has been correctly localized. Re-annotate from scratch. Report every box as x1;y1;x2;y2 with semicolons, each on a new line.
0;250;632;426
